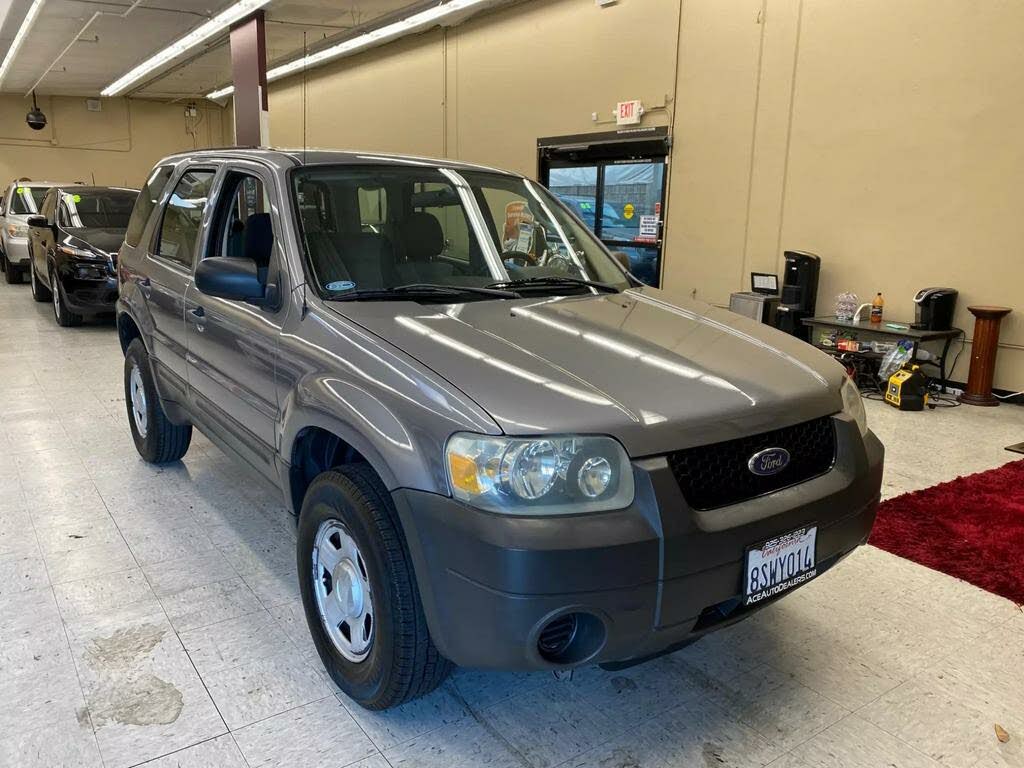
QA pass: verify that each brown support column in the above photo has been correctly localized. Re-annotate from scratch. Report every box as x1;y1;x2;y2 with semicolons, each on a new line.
230;11;269;147
958;305;1013;406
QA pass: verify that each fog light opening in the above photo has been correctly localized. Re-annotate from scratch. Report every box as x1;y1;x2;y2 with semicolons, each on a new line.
536;612;605;665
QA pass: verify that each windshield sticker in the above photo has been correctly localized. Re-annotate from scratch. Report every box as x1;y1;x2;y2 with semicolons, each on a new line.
623;203;635;220
326;280;356;292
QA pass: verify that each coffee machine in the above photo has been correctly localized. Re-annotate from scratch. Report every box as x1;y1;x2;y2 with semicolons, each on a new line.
912;288;958;331
773;250;821;342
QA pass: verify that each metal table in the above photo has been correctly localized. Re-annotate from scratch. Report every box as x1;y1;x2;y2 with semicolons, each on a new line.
801;316;963;389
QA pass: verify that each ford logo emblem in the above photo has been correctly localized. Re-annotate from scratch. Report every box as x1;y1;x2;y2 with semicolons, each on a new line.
747;447;791;476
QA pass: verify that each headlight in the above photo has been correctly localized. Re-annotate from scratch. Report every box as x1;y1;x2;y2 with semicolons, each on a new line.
58;245;104;261
840;376;869;437
445;433;634;514
6;224;28;239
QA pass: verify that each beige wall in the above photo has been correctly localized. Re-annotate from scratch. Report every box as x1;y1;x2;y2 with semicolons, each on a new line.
259;0;1022;390
0;95;227;188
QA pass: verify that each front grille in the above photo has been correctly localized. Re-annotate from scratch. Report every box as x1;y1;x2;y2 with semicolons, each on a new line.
667;416;836;510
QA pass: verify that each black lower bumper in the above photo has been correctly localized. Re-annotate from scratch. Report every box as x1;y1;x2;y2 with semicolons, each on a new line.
58;270;118;314
393;416;883;671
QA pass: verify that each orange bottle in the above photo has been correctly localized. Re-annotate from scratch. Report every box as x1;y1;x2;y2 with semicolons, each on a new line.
870;293;884;323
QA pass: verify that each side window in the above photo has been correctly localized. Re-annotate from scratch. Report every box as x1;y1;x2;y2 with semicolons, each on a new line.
208;172;274;281
58;199;72;228
410;182;471;263
357;187;386;233
155;170;215;270
126;165;174;247
41;191;57;223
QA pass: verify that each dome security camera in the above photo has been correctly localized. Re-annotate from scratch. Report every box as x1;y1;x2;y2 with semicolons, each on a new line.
26;106;47;130
26;91;47;131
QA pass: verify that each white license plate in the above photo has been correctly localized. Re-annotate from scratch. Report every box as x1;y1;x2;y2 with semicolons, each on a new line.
744;526;817;605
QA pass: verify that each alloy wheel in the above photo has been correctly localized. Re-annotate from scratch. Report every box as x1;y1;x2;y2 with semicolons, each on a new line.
129;363;148;438
312;519;375;662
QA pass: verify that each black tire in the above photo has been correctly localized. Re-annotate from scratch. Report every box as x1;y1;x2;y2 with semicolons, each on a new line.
30;263;50;302
3;254;20;284
298;464;451;710
124;338;192;463
51;268;83;327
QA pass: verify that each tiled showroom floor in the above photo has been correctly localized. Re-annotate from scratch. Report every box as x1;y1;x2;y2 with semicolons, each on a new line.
1;278;1022;768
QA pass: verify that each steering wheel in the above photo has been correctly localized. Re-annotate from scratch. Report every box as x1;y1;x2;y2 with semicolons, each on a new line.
501;249;535;267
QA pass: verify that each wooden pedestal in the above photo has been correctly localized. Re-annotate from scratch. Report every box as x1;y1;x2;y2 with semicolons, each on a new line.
958;305;1012;406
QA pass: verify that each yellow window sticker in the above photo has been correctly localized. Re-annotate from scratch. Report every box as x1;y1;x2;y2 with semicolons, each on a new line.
623;203;635;220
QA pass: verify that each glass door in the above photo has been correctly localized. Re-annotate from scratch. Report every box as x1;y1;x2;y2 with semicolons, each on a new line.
544;157;667;287
598;160;665;287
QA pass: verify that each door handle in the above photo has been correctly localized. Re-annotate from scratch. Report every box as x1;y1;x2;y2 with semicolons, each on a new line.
138;276;151;297
187;306;206;331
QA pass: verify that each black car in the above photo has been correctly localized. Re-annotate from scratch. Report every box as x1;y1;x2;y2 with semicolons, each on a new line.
28;185;138;326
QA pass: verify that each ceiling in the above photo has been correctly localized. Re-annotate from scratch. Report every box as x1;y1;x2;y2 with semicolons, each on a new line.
0;0;419;99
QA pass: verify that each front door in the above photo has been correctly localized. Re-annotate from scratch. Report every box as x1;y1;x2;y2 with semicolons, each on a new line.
183;164;284;481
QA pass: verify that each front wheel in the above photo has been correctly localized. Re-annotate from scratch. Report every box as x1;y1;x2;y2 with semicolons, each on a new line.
51;268;82;327
298;465;450;710
29;263;50;302
124;338;192;463
3;255;21;284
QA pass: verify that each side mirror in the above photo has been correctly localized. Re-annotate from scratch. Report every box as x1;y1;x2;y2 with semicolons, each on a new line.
26;215;49;228
195;257;265;301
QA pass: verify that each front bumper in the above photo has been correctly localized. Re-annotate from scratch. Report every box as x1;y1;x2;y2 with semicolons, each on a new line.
394;415;883;670
57;262;118;313
2;236;30;266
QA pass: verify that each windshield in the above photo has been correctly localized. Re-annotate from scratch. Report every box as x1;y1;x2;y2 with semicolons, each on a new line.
58;189;138;230
292;165;630;298
8;186;48;215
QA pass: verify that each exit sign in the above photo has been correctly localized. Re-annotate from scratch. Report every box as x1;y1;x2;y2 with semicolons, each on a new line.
615;100;644;126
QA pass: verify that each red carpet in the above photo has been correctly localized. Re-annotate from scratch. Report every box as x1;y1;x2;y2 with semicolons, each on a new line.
869;459;1024;605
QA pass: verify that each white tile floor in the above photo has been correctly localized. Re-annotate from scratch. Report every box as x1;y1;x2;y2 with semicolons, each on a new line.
0;278;1022;768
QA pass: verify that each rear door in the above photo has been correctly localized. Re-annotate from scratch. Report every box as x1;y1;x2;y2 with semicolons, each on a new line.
183;162;285;480
144;166;219;404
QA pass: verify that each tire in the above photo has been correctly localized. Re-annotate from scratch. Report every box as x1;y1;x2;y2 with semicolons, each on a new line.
51;268;83;327
298;464;451;710
29;263;50;302
124;338;192;463
3;254;20;284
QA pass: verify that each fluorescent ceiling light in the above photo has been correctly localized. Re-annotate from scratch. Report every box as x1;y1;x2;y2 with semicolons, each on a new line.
0;0;46;88
102;0;271;97
206;0;489;100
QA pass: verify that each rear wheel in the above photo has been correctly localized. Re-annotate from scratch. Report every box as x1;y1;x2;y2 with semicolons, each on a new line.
29;263;50;302
298;464;450;710
124;338;192;463
51;268;82;327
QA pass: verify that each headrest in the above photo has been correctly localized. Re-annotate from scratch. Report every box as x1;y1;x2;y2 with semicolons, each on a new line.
399;212;444;262
244;213;273;268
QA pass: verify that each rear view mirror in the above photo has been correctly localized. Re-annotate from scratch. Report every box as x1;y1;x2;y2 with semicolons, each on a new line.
26;215;49;228
195;257;264;301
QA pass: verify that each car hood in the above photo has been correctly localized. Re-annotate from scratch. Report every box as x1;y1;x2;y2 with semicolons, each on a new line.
64;228;126;257
328;288;846;456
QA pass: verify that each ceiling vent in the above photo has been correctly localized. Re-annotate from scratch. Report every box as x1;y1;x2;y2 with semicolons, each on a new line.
86;98;102;112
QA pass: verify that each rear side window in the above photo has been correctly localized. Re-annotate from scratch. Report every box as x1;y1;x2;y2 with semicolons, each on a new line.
155;170;215;270
125;165;174;247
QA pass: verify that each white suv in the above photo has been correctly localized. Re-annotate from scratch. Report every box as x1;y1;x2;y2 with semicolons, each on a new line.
0;180;72;283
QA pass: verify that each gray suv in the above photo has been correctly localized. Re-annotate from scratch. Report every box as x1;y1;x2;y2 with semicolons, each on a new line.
116;149;883;710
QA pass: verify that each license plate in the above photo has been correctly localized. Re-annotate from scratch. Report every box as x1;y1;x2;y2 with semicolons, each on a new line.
744;526;817;605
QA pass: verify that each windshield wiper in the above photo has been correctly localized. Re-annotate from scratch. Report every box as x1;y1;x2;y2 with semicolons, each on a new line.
485;275;619;294
326;283;521;302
